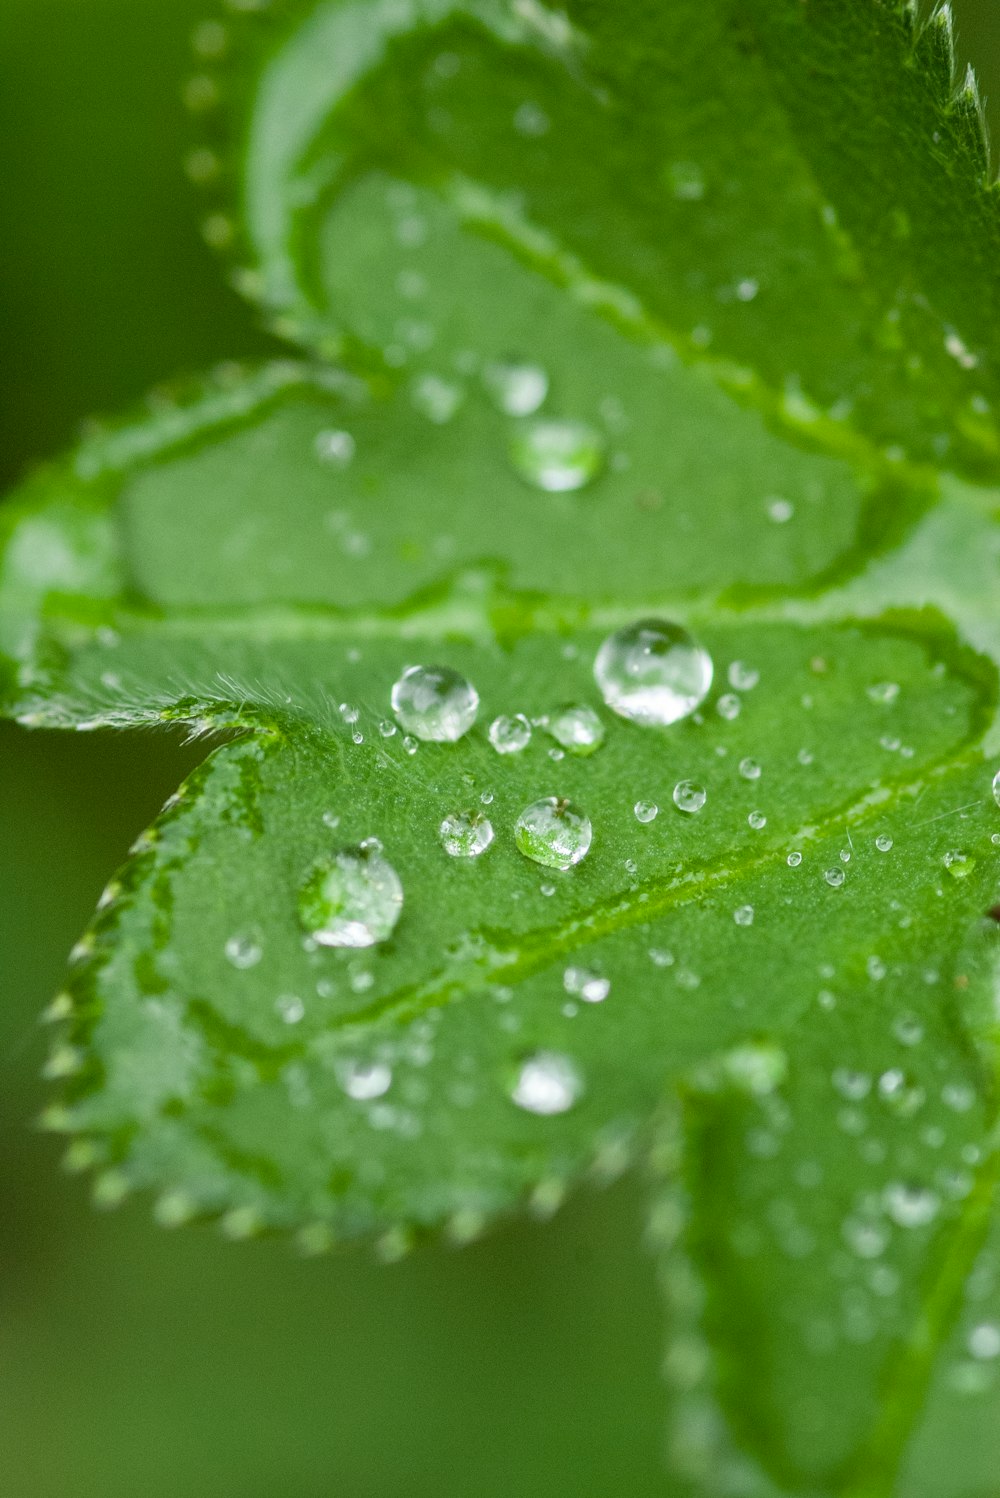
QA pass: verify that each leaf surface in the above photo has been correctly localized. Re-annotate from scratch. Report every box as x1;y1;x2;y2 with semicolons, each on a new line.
3;1;1000;1494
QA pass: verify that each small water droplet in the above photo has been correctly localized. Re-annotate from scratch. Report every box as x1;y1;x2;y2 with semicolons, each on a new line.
511;1052;583;1114
884;1182;939;1228
439;811;494;858
563;966;610;1003
595;619;713;726
340;1059;393;1101
767;496;794;523
482;359;549;415
969;1323;1000;1360
546;704;604;755
738;757;761;781
509;419;605;492
275;993;305;1024
728;660;759;691
944;849;974;879
634;800;659;824
825;867;845;887
515;797;592;870
867;681;900;704
734;904;754;926
411;373;463;423
787;851;802;867
748;810;767;829
488;712;532;754
716;692;741;720
673;780;707;814
299;844;404;948
391;664;479;741
876;834;894;852
224;932;262;969
893;1012;924;1046
314;428;356;467
513;99;550;136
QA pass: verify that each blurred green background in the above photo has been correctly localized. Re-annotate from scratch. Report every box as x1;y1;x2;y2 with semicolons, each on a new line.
1;4;998;1494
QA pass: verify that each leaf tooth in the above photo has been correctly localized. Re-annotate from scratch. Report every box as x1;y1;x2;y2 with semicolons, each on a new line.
914;3;956;100
949;63;991;176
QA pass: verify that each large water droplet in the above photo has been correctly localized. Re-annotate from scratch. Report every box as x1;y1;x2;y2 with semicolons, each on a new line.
299;843;403;948
546;704;604;755
992;767;1000;807
489;713;532;754
594;619;713;726
511;1051;583;1114
633;800;659;824
482;359;549;416
515;797;592;870
439;811;494;858
391;664;479;741
509;419;605;492
673;779;707;814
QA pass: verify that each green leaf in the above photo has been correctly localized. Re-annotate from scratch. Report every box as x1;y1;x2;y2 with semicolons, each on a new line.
203;0;1000;478
3;1;1000;1494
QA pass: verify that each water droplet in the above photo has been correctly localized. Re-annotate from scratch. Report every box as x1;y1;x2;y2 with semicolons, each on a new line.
511;1051;583;1114
546;704;604;755
867;681;900;704
275;994;305;1024
314;428;356;467
992;768;1000;807
876;834;894;852
439;811;494;858
969;1322;1000;1360
595;619;713;727
884;1182;939;1228
944;849;974;879
391;664;479;741
509;419;605;492
634;800;659;824
668;161;705;200
482;359;549;415
488;713;532;754
893;1012;924;1046
563;966;610;1003
825;867;845;888
787;851;802;867
515;797;592;870
833;1068;872;1101
734;904;754;926
716;692;741;720
738;757;761;781
340;1058;393;1100
728;660;759;691
298;844;403;948
767;496;794;523
402;735;418;755
224;932;262;969
513;99;550;136
673;780;707;814
748;810;767;830
410;373;463;423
